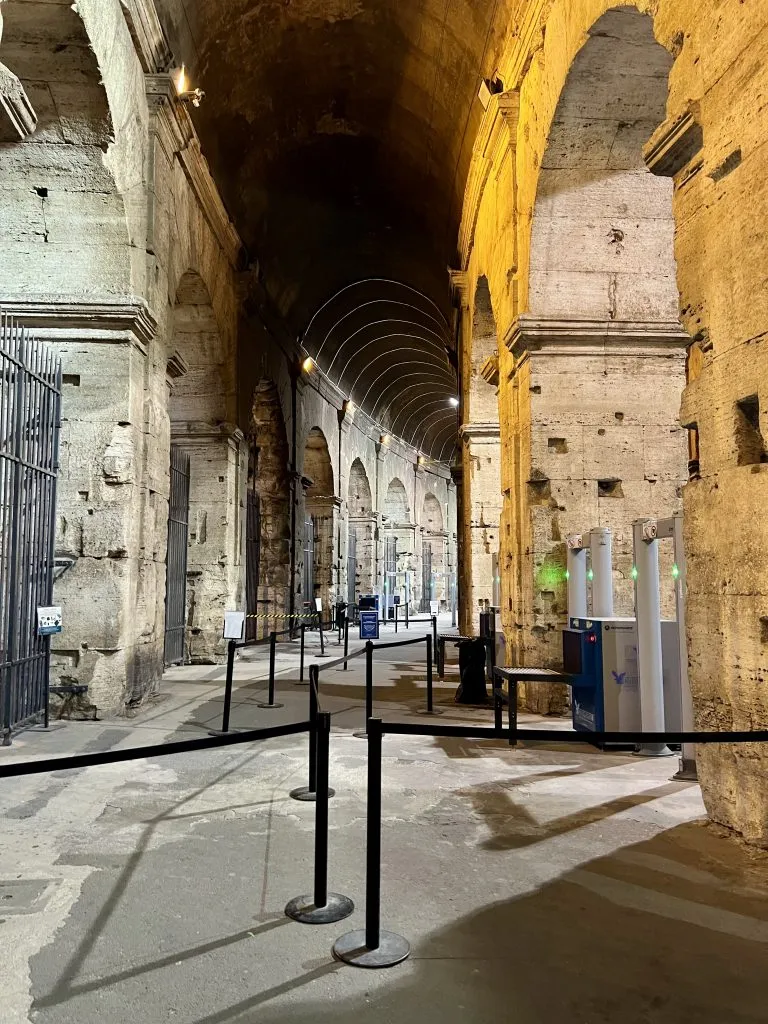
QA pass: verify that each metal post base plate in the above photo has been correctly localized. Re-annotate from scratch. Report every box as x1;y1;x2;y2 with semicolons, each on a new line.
634;744;675;758
672;757;698;782
333;929;410;968
289;786;336;802
415;707;445;716
285;893;354;925
256;701;285;710
208;728;238;738
352;730;368;739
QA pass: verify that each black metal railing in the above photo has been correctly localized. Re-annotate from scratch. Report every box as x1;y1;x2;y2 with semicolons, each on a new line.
0;314;61;745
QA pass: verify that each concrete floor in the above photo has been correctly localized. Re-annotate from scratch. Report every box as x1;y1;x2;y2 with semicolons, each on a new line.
2;618;767;1023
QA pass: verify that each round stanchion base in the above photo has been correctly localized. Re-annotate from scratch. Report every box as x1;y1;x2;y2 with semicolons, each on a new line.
207;728;239;737
633;744;675;758
352;730;368;739
289;786;336;802
415;707;445;716
332;929;410;969
256;701;285;710
285;893;354;925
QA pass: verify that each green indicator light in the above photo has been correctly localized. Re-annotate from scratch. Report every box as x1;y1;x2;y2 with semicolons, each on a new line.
631;565;638;580
672;564;680;580
565;569;570;581
587;568;594;581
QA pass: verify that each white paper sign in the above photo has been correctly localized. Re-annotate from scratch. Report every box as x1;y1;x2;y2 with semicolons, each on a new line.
223;611;245;640
37;606;62;636
315;598;323;613
430;600;439;616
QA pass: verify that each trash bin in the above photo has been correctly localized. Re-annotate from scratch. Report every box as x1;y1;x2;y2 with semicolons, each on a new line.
455;638;489;705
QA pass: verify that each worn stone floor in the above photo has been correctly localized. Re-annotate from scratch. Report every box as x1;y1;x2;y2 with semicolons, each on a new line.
1;618;767;1023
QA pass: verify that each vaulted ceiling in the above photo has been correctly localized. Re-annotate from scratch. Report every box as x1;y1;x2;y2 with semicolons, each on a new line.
155;0;511;456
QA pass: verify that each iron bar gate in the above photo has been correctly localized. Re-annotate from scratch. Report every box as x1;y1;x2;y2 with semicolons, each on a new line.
163;445;190;666
347;526;357;608
0;315;61;744
421;542;433;612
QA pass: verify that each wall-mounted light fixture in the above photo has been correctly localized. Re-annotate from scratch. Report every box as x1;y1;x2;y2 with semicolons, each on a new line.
344;400;356;418
380;433;390;445
417;455;427;466
173;64;205;108
301;356;315;373
448;396;460;408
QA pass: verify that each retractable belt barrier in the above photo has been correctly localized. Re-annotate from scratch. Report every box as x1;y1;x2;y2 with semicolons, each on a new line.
333;714;768;970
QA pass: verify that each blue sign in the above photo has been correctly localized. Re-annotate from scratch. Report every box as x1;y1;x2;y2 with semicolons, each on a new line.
359;611;379;640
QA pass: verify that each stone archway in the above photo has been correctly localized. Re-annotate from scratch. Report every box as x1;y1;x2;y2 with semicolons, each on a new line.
246;379;290;640
347;458;374;604
509;5;688;711
166;270;239;664
382;477;414;614
421;492;446;613
302;427;337;615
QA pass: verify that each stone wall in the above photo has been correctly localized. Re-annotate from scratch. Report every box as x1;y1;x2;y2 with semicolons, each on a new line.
457;0;768;840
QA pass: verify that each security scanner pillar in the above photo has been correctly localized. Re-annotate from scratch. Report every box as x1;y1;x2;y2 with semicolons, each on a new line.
633;520;673;756
566;534;588;619
590;527;614;617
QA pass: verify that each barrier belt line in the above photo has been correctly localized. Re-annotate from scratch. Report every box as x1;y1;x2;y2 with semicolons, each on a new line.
0;720;312;779
379;722;768;744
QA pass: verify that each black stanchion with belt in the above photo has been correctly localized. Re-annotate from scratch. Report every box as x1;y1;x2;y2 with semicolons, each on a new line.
209;639;237;736
285;711;354;925
257;631;284;710
291;665;334;802
333;718;410;967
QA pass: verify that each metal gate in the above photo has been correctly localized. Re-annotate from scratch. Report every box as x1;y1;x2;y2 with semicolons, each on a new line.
0;315;61;743
163;445;190;666
421;541;433;612
347;526;357;608
302;517;315;612
245;489;262;641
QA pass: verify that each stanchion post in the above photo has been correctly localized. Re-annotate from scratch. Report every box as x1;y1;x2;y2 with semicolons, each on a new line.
291;665;334;801
285;711;354;924
507;678;518;746
257;631;284;709
405;602;409;629
432;615;438;654
437;636;445;679
493;670;503;733
221;640;236;733
394;603;398;634
365;641;374;723
343;617;349;671
319;614;325;656
426;634;433;713
300;624;306;682
333;719;410;967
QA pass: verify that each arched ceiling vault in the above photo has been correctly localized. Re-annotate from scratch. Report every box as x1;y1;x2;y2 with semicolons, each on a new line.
154;0;510;459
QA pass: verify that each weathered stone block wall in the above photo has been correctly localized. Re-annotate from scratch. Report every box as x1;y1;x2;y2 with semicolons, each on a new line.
459;0;768;838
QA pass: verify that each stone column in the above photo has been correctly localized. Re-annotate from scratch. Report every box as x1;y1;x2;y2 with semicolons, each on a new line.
459;422;502;633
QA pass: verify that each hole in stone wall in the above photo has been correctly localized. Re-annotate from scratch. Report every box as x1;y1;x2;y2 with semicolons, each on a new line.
760;617;768;645
598;479;624;498
548;438;568;453
34;186;48;198
527;477;551;504
531;385;542;395
734;394;767;466
614;412;624;422
686;422;701;478
62;374;80;386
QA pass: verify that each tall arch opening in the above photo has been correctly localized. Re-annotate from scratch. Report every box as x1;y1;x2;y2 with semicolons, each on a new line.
420;492;446;613
246;380;290;641
460;276;502;633
382;477;414;616
347;458;374;606
302;427;336;615
511;5;687;711
165;271;239;665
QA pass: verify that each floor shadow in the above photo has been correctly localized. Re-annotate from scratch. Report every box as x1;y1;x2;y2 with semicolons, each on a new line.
201;822;768;1024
